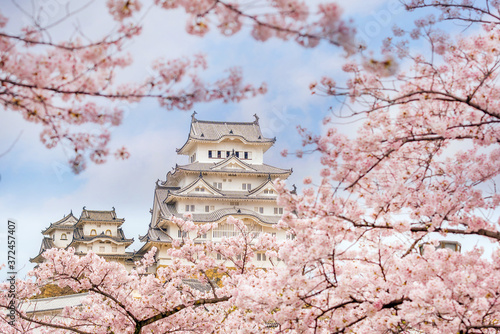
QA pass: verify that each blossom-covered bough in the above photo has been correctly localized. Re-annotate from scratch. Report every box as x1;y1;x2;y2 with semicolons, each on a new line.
0;0;353;172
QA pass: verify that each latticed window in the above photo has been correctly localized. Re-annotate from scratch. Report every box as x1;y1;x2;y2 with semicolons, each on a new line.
212;222;262;238
213;223;238;238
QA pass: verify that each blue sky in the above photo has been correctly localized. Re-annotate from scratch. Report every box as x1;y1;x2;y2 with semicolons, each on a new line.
0;0;412;278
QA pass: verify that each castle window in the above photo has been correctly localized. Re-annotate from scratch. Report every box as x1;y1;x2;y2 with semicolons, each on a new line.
112;246;117;252
185;205;195;212
235;151;240;158
178;230;188;238
244;151;252;159
208;151;213;158
190;153;196;163
99;246;105;252
205;205;210;212
105;229;112;236
254;207;264;214
87;246;93;251
226;151;230;157
216;253;223;260
274;207;284;215
90;229;97;236
61;233;67;240
439;241;461;252
217;150;222;158
242;183;251;190
264;189;274;195
213;182;222;189
257;253;266;261
230;202;240;206
419;241;462;255
195;187;205;192
213;223;238;238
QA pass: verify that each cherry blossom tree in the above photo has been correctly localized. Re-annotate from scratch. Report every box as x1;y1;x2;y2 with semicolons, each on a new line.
4;0;500;333
0;0;354;172
0;217;282;333
232;0;500;332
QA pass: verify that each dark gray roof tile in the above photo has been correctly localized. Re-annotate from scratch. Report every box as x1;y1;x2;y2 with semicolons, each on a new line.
177;117;275;153
177;161;291;175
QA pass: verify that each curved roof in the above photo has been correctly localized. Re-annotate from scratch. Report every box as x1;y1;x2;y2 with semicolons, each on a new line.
177;114;275;154
42;212;78;234
161;159;291;188
158;202;280;225
139;227;171;243
68;228;133;246
30;237;56;263
77;208;124;226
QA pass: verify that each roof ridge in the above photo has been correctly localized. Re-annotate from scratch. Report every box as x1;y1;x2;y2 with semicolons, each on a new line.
172;177;224;196
83;209;114;213
51;212;77;225
194;119;256;125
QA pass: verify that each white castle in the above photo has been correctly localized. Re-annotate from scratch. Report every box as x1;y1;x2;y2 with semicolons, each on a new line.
32;113;292;270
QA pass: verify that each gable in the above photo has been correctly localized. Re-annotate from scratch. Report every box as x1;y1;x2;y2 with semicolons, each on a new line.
211;156;256;172
178;178;221;196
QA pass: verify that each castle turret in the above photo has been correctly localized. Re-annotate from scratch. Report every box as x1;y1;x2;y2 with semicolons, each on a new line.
31;208;135;269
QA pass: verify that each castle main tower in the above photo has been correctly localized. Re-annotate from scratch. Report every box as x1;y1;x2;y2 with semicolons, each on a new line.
138;113;292;268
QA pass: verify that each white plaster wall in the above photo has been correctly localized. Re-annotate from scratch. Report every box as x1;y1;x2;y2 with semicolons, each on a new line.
192;141;265;164
175;198;282;216
82;222;118;237
52;230;72;248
